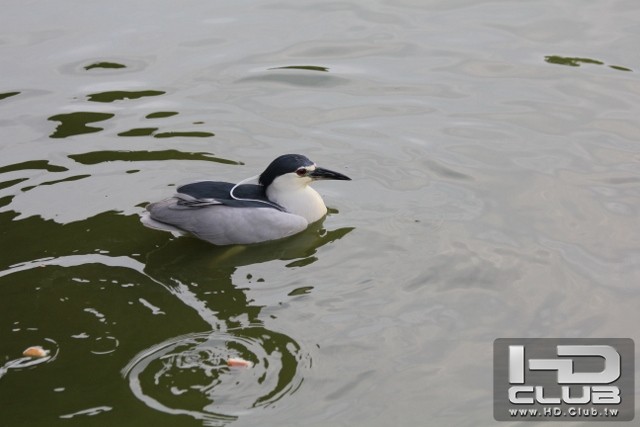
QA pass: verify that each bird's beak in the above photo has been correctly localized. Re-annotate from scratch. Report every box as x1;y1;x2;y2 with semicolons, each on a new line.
309;167;351;181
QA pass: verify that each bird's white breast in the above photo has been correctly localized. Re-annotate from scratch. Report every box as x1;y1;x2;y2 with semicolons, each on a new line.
267;185;327;224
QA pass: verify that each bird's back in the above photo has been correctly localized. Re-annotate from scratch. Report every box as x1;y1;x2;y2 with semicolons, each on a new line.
176;181;283;209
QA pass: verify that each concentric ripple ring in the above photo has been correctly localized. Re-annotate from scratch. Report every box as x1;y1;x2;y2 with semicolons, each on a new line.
122;327;311;424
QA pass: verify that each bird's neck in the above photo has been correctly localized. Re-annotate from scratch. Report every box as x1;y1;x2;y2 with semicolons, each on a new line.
266;185;327;224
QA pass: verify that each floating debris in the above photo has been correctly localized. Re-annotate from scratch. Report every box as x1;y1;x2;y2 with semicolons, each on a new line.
23;346;49;358
227;357;252;368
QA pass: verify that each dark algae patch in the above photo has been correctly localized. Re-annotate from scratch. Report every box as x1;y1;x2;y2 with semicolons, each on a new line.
48;112;115;138
153;131;214;138
84;62;127;70
87;90;165;102
146;111;179;119
0;92;20;101
118;128;159;137
0;160;68;174
545;56;604;67
268;65;329;72
609;65;632;72
545;55;632;72
68;150;241;165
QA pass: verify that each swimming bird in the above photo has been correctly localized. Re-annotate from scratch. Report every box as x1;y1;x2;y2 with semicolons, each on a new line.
141;154;351;245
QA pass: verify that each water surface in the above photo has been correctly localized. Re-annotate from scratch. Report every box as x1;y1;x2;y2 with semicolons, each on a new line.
1;1;639;426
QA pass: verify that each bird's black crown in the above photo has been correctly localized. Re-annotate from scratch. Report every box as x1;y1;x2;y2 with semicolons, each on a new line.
259;154;314;187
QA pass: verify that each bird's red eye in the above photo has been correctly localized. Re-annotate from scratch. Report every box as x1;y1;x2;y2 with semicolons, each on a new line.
296;167;307;176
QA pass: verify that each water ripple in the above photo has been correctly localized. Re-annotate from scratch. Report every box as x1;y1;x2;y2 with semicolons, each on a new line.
0;337;59;379
123;329;311;425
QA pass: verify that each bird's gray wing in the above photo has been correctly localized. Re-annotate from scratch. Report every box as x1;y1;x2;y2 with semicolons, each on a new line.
144;198;307;245
173;192;225;207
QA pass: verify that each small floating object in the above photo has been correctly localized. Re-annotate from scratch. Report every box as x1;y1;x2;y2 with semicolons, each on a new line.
22;346;49;358
227;357;252;368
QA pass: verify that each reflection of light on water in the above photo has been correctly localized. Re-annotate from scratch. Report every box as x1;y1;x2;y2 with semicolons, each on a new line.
122;328;310;425
59;406;112;419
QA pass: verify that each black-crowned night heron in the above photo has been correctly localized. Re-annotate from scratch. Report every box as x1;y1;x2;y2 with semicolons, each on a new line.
141;154;351;245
